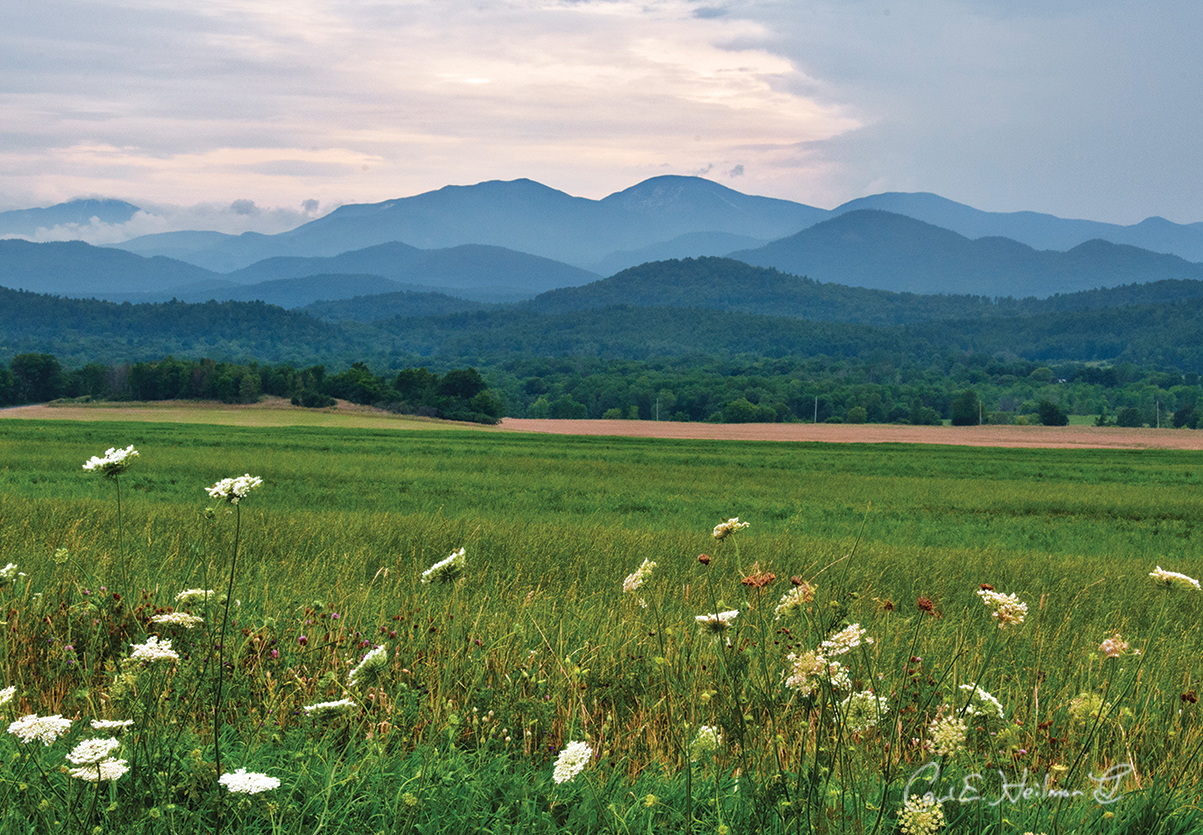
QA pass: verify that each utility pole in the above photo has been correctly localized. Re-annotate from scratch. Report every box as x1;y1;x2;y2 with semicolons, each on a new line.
814;396;818;424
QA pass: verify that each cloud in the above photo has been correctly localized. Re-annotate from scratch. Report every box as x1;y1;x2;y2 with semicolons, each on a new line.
1;0;1200;224
0;0;859;210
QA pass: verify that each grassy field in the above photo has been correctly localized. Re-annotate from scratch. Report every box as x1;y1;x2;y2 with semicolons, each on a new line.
0;417;1201;833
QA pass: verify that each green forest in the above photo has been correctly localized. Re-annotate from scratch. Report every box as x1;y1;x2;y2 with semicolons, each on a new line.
3;257;1203;425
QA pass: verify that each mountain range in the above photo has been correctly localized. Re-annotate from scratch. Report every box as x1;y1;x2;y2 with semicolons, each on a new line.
4;175;1203;311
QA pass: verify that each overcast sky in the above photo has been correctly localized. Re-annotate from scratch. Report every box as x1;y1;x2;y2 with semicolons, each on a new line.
3;0;1199;237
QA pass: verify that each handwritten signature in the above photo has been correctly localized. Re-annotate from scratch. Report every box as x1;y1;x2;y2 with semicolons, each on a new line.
903;762;1133;806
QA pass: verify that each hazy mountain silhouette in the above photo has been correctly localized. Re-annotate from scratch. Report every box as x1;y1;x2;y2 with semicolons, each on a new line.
830;192;1203;262
114;176;825;271
729;211;1203;296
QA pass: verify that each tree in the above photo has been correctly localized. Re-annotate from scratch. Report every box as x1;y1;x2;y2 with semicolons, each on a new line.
1037;400;1068;426
950;389;980;426
10;353;64;403
1115;407;1143;428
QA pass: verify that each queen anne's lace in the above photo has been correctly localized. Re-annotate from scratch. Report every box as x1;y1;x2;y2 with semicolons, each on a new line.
219;768;280;794
552;740;593;784
206;474;263;504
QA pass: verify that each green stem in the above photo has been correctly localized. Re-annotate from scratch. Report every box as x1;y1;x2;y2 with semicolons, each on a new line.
214;502;242;828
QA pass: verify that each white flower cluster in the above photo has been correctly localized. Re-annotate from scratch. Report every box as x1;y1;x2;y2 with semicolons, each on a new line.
840;690;889;734
689;725;723;761
1149;565;1201;592
303;698;356;720
175;588;215;607
150;611;204;629
7;713;73;745
421;547;466;584
819;623;873;657
67;737;121;766
712;517;749;541
552;740;593;784
219;768;280;794
90;718;134;732
348;645;389;688
897;793;946;835
0;563;18;583
82;445;138;478
959;683;1006;721
695;609;739;636
928;713;967;757
206;474;264;504
0;686;15;707
1099;633;1129;658
773;584;815;620
69;758;130;782
976;588;1028;628
129;636;180;663
622;558;656;595
784;651;850;696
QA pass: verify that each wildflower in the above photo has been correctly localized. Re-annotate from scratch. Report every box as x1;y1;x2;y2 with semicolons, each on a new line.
174;588;215;607
218;768;280;794
303;698;356;720
695;609;739;636
0;686;15;708
206;474;263;504
130;636;179;663
958;684;1005;721
928;713;967;757
1149;566;1201;592
784;651;850;696
150;612;204;629
897;793;945;835
348;645;389;688
1068;692;1109;726
712;518;749;541
643;794;657;808
1099;633;1129;658
552;740;593;784
689;725;723;761
421;547;466;584
740;562;776;588
840;690;889;734
67;737;121;766
90;719;134;732
402;792;419;807
917;596;936;615
622;558;656;595
8;713;73;745
976;588;1027;628
0;563;17;583
774;583;815;620
82;445;138;478
68;758;129;782
819;623;873;657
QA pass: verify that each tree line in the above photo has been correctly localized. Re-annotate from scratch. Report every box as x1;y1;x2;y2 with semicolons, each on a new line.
0;354;502;425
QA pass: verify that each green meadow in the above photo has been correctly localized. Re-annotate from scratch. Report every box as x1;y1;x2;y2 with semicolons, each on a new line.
0;418;1201;833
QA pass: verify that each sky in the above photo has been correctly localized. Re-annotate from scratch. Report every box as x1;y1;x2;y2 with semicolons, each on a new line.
3;0;1200;240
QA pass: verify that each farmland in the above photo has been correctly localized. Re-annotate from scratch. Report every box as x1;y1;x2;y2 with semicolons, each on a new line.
0;415;1200;833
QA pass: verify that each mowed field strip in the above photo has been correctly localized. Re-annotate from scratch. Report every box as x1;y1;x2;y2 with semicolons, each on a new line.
4;397;1203;449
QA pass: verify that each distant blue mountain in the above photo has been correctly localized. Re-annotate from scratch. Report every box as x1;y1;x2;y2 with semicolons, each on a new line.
114;176;826;271
830;192;1203;262
730;210;1203;296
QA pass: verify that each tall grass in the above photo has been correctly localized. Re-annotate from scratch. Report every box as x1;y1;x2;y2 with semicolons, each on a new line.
0;419;1200;832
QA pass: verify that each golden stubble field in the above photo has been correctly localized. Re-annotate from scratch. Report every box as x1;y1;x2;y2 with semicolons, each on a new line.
4;397;1202;449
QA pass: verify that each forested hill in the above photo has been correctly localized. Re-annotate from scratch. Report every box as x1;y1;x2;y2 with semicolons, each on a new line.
522;257;1203;326
7;253;1203;372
